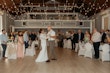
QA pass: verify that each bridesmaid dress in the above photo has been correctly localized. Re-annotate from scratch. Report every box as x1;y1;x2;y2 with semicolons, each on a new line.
17;36;24;58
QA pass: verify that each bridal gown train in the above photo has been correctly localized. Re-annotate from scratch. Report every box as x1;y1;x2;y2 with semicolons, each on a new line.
35;33;48;62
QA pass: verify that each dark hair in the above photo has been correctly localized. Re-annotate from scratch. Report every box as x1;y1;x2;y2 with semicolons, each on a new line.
106;29;110;32
2;29;5;32
39;29;43;34
18;31;23;36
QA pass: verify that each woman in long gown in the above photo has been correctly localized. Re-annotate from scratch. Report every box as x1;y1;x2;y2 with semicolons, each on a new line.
17;31;24;59
35;29;49;62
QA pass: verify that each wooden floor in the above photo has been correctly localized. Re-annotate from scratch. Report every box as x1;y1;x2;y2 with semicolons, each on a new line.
0;48;110;73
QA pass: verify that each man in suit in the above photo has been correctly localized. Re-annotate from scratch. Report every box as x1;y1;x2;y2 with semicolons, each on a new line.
77;30;84;42
70;31;75;50
75;30;84;52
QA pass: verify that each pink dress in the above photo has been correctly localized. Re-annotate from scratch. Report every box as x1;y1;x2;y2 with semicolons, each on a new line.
17;36;24;58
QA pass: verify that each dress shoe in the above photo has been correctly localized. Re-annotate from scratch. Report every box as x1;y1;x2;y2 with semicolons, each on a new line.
51;58;57;60
46;60;50;62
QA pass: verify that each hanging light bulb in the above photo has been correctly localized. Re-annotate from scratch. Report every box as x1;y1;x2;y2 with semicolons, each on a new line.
72;3;74;5
66;0;68;3
99;6;101;9
89;2;91;5
106;0;108;2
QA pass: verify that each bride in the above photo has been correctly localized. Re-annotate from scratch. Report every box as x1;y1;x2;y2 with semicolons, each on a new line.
35;29;49;62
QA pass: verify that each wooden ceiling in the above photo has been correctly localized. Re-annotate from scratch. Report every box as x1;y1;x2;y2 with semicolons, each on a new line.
0;0;110;17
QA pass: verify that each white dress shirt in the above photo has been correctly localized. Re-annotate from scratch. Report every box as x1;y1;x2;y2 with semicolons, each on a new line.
78;33;81;41
0;33;8;44
23;32;29;42
92;32;101;42
47;29;56;41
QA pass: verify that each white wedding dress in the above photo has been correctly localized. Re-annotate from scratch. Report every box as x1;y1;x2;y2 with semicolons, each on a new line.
35;33;48;62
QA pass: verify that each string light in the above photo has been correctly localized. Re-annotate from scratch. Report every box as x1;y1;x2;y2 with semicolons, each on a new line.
0;0;109;19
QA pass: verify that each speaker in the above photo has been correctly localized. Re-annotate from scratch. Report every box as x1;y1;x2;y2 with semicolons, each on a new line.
23;22;26;26
79;22;83;25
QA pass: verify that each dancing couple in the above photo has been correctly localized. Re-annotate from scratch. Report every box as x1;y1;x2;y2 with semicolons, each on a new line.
35;26;57;62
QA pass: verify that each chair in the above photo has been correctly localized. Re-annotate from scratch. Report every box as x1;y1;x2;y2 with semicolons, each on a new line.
99;44;110;62
55;39;58;47
5;43;17;59
84;42;94;59
34;40;39;45
66;39;72;49
78;43;86;56
25;41;36;56
63;39;67;48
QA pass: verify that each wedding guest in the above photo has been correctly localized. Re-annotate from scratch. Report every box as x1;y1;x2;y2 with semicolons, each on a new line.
57;33;64;48
14;32;18;43
107;36;110;43
65;31;72;49
23;30;29;49
28;32;32;40
84;31;91;43
30;32;37;41
66;31;71;40
9;32;15;40
101;29;106;43
106;30;110;44
70;31;75;50
77;30;84;42
17;31;24;59
72;31;77;50
47;26;57;60
0;29;8;58
91;28;101;59
75;30;84;52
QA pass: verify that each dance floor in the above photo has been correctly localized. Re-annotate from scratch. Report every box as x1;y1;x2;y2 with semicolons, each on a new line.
0;48;110;73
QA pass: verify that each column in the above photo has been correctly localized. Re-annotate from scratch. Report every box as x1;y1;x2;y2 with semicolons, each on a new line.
90;20;93;33
108;14;110;30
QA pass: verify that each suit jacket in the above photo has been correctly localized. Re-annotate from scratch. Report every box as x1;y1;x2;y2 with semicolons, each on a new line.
74;33;84;43
72;33;77;43
101;32;106;43
70;34;74;41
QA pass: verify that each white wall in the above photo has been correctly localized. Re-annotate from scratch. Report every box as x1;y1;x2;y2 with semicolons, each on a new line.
90;8;110;31
0;11;3;34
0;15;2;33
2;11;14;34
14;13;89;29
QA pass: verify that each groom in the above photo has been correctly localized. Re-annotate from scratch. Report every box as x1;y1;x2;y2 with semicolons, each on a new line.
47;26;57;62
